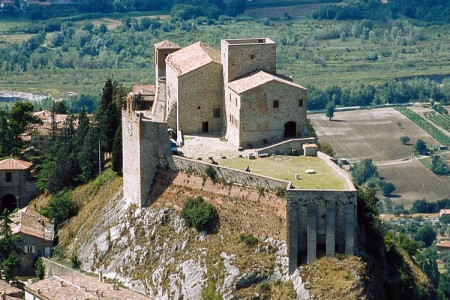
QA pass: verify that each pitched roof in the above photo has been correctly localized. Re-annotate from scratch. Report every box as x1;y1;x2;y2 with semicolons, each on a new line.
166;42;221;77
0;158;33;170
437;241;450;248
10;207;55;241
25;275;149;300
0;280;21;295
132;85;155;95
154;40;180;49
228;71;307;95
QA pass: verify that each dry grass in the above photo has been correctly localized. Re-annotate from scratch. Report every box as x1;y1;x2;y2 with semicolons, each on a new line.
217;155;348;190
301;256;367;300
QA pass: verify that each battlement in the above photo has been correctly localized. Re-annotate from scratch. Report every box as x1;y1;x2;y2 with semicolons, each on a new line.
222;38;275;45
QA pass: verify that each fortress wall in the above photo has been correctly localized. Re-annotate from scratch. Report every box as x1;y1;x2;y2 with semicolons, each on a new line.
286;189;357;273
173;156;289;190
317;151;355;190
256;137;316;156
150;169;287;240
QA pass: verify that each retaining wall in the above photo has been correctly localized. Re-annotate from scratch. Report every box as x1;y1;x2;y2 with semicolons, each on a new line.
317;151;355;190
256;137;316;156
173;156;289;190
41;257;84;278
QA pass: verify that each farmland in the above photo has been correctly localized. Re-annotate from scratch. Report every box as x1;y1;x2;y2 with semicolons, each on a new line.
309;107;449;206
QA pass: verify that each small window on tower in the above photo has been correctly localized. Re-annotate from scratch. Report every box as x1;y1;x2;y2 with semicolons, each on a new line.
273;100;279;108
213;108;220;118
198;106;201;110
299;99;304;107
250;54;255;59
6;172;12;182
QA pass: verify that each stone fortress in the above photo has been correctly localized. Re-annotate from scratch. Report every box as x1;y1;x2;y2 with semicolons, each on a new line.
122;38;357;273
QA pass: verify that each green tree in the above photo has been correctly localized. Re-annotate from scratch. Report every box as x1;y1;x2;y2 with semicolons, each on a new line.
414;225;436;247
0;209;22;281
381;181;396;196
350;158;378;185
35;257;45;279
399;136;411;145
416;246;440;289
40;189;78;227
325;101;336;120
431;155;449;175
415;139;428;155
111;124;122;174
438;271;450;300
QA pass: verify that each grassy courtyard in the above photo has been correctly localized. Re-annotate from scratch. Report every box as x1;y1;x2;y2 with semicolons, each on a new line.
217;155;349;190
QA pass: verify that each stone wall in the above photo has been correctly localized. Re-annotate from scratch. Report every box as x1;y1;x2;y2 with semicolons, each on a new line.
285;189;357;273
151;169;288;240
122;111;175;208
256;137;316;156
221;38;276;83
238;80;308;148
177;62;224;134
41;258;83;278
0;170;37;210
317;151;355;190
173;156;289;190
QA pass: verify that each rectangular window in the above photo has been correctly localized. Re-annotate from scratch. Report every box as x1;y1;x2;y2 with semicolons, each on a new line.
299;99;304;107
24;245;35;254
213;108;220;118
273;100;279;108
5;172;12;182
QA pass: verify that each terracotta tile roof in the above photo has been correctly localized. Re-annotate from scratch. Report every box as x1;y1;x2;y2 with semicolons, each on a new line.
154;39;180;49
132;85;155;95
228;71;307;94
437;241;450;248
166;42;220;77
0;158;33;170
25;275;149;300
10;207;55;241
440;209;450;215
0;280;21;295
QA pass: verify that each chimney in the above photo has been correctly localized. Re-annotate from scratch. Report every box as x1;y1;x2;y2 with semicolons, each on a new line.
1;292;6;300
98;271;103;282
60;281;64;287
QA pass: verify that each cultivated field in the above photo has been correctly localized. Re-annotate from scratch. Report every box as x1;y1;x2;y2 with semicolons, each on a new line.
309;107;449;206
377;161;450;208
245;2;343;18
309;107;439;163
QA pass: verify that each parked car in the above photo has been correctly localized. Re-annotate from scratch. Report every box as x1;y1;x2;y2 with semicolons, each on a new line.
170;139;177;154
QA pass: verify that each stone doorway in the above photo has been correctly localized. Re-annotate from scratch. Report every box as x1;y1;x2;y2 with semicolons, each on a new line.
284;121;296;138
202;121;209;133
0;194;18;213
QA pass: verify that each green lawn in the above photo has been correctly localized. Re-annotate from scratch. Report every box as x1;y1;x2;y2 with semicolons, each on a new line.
217;156;348;190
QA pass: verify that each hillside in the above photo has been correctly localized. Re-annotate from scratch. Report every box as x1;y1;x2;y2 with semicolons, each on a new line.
28;167;436;299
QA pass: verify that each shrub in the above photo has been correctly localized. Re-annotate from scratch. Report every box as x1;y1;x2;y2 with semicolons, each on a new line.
399;136;410;145
70;254;80;269
239;233;259;247
181;196;217;232
350;158;378;185
40;189;78;227
415;139;428;155
275;186;286;197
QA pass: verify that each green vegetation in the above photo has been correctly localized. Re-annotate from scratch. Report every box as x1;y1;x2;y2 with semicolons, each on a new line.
0;209;22;281
380;181;396;197
34;257;45;280
350;158;378;186
40;189;79;227
325;101;335;120
426;112;450;132
431;155;449;176
201;280;223;300
399;136;410;145
410;198;450;214
180;196;217;232
239;233;259;248
415;139;429;155
396;107;450;146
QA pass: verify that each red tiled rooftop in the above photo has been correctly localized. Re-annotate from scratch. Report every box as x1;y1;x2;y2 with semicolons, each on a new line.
437;241;450;248
133;85;155;95
0;280;21;295
25;275;149;299
0;158;33;170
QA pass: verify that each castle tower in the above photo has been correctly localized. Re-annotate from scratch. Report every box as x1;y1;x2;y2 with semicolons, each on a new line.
154;40;180;80
221;38;276;83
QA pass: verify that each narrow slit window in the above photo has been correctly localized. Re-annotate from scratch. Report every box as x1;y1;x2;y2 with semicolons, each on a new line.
299;99;304;107
273;100;279;108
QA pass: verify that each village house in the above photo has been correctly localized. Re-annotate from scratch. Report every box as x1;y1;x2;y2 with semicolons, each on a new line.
0;158;37;213
10;207;55;275
0;279;22;300
436;241;450;253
